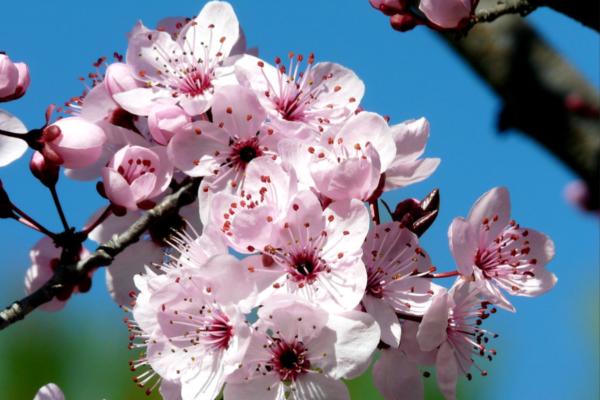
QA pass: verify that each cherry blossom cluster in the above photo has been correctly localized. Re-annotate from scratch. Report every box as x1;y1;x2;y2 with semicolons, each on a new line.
0;2;557;400
369;0;478;31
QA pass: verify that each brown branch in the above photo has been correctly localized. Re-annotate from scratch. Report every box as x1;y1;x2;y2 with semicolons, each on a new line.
544;0;599;32
466;0;599;33
473;0;540;26
0;178;201;331
439;16;600;208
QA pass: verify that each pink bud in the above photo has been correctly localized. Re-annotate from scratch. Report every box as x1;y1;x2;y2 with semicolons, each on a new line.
564;180;599;213
102;145;173;210
369;0;407;15
30;151;59;187
418;0;476;29
43;117;106;169
390;13;420;32
148;104;190;145
104;62;141;97
0;54;30;102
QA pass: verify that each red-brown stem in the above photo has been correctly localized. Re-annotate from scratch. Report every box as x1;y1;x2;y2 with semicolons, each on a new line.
82;205;113;236
369;199;381;225
49;185;70;231
428;270;460;279
11;206;56;238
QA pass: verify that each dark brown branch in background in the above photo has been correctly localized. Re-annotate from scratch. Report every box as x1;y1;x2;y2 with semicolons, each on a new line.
0;178;201;331
472;0;540;26
470;0;599;32
439;15;600;208
544;0;599;32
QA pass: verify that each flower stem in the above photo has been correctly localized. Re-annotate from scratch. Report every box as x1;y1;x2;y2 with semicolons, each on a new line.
82;205;113;236
11;205;56;238
429;270;460;279
369;199;381;225
49;185;70;231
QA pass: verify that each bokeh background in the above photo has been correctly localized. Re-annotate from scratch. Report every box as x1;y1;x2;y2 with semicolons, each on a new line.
0;1;598;399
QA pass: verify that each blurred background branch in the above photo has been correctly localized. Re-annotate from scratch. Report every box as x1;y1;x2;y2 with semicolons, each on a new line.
441;10;600;208
473;0;599;31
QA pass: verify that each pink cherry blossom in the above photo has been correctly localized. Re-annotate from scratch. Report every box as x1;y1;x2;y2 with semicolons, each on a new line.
235;53;365;138
362;222;436;347
63;81;152;181
42;117;107;169
419;0;477;29
115;1;245;116
285;112;438;201
25;237;90;312
0;54;30;102
131;253;255;400
224;296;380;400
102;145;173;210
383;117;440;191
0;109;28;167
416;281;498;400
168;85;282;221
448;187;557;311
240;190;370;311
104;62;142;97
210;156;297;253
148;104;190;145
33;383;65;400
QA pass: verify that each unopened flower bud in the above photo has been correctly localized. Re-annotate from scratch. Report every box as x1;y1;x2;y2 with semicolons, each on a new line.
41;117;106;169
148;104;190;145
390;13;420;32
0;54;30;102
30;151;59;187
369;0;408;15
388;188;440;236
418;0;476;30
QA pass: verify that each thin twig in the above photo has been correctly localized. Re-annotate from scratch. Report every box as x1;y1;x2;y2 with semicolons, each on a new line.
11;205;57;238
0;178;201;331
49;185;70;231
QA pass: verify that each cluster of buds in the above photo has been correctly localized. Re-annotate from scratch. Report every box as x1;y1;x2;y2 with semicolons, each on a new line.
369;0;478;31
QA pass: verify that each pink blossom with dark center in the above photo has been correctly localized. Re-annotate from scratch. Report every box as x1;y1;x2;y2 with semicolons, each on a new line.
239;190;370;312
224;296;380;400
449;187;556;311
168;85;282;222
129;250;256;400
114;1;246;116
235;53;365;138
361;222;437;347
209;156;297;253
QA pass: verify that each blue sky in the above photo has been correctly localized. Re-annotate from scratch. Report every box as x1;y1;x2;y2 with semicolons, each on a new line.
0;1;598;399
